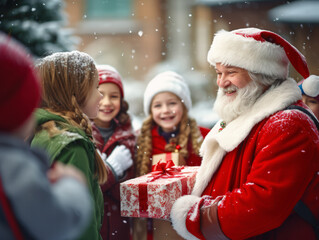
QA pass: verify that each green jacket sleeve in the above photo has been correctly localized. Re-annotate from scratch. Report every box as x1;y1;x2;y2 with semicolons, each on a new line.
57;141;104;240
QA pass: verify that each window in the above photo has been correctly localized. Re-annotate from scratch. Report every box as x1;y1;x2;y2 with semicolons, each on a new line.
86;0;132;19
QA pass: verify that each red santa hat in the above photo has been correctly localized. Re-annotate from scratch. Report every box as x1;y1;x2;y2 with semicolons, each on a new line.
143;71;192;116
207;27;310;80
0;33;41;132
97;65;124;97
298;75;319;101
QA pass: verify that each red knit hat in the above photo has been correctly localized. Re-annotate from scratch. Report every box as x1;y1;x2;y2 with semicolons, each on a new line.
97;65;124;97
0;33;41;132
207;28;310;80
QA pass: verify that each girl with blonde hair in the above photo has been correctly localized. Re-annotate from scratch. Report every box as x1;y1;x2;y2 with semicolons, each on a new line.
136;71;209;176
31;51;107;240
134;71;209;240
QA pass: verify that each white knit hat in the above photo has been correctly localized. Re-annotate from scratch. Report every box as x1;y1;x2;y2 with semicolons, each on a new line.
143;71;192;116
207;28;310;80
298;75;319;101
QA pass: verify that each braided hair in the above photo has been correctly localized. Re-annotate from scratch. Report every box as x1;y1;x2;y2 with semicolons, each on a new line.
136;105;203;176
36;51;107;184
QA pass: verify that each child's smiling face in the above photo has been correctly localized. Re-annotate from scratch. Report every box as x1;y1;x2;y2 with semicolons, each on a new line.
94;83;122;128
151;92;184;132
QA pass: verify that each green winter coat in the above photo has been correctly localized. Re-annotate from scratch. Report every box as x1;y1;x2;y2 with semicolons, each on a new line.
31;108;103;240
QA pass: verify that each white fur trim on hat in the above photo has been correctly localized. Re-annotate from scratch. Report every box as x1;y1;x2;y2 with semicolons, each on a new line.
143;71;192;116
207;28;289;79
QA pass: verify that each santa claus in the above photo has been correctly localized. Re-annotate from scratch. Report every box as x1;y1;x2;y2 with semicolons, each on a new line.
170;28;319;240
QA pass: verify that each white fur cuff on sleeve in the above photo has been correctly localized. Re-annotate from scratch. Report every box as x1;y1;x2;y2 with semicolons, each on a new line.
170;195;202;240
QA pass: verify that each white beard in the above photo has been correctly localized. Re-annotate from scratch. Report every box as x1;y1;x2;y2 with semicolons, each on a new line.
213;80;265;123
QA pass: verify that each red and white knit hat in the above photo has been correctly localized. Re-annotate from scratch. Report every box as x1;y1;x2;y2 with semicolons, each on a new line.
207;28;310;80
97;65;124;97
0;34;41;132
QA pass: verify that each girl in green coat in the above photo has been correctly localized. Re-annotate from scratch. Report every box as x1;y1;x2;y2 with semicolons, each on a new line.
31;51;108;240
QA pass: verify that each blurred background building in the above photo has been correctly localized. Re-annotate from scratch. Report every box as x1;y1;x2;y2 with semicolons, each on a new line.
1;0;319;128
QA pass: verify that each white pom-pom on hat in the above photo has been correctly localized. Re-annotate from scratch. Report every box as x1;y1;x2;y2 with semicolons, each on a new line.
300;75;319;98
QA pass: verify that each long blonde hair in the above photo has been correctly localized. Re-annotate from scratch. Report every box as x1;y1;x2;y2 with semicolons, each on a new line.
36;51;107;184
136;104;203;176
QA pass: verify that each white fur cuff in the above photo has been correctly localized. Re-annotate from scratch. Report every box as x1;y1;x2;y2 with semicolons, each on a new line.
170;195;202;240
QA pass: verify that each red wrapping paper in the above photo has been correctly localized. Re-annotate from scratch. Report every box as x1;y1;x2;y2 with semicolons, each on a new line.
120;164;198;220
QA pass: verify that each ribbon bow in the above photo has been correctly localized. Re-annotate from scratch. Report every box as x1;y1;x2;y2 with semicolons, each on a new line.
148;160;184;182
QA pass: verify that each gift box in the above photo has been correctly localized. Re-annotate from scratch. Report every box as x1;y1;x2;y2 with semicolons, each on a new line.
152;152;185;166
120;161;198;220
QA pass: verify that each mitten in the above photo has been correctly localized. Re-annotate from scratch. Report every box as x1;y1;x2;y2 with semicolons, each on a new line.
106;145;133;178
97;149;107;162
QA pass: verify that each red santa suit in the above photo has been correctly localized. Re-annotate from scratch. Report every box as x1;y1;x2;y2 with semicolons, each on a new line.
170;78;319;240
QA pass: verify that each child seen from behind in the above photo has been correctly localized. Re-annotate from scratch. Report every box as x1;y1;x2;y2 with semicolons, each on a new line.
31;51;107;240
0;33;92;240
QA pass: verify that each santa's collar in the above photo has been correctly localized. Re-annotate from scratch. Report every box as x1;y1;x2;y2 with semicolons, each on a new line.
201;78;301;154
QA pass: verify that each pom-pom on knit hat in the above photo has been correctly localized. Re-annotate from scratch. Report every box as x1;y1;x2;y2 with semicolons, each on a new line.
143;71;192;116
298;75;319;101
207;27;310;80
0;33;41;132
97;65;124;97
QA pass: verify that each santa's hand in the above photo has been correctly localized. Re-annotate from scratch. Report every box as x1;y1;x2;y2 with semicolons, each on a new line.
170;195;202;240
171;195;227;240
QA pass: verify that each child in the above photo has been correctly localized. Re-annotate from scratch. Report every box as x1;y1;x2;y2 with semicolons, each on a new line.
135;71;210;239
92;65;136;240
298;75;319;119
31;51;107;240
0;33;92;240
136;71;210;175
